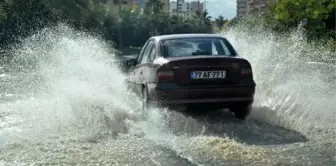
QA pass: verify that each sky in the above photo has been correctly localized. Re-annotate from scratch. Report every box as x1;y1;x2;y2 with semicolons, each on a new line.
200;0;236;19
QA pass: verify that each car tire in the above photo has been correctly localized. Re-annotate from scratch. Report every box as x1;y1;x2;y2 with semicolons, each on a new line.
125;81;131;91
230;105;251;120
141;86;149;112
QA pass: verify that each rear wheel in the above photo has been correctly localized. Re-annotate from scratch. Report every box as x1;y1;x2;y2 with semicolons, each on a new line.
141;86;149;111
230;105;251;120
126;83;131;91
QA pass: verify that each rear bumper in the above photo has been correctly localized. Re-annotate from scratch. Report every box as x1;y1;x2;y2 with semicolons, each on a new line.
147;83;255;107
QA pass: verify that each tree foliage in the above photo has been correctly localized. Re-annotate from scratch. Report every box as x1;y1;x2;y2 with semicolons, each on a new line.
0;1;6;20
214;15;228;29
270;0;334;22
0;0;212;49
226;0;335;40
144;0;164;15
267;0;335;38
0;0;57;48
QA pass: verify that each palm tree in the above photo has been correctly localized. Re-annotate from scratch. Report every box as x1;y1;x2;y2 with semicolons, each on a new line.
215;15;228;28
144;0;164;15
195;9;212;25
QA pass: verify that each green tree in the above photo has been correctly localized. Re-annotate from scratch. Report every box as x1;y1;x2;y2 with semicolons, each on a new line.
214;15;228;29
0;0;56;47
0;0;213;50
195;9;212;32
196;10;211;21
0;1;6;20
144;0;164;15
267;0;335;38
270;0;334;23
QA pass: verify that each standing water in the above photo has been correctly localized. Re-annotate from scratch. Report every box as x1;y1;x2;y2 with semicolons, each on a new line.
0;24;335;166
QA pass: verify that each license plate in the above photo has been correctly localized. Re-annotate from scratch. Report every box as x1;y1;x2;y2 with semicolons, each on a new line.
190;71;226;79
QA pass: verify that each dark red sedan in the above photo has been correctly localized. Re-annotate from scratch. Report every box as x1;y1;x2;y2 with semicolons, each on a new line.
125;34;255;120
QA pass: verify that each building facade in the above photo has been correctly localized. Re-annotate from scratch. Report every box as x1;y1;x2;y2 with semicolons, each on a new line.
169;0;204;16
236;0;249;17
249;0;269;13
189;1;204;15
100;0;169;13
236;0;268;17
169;0;189;13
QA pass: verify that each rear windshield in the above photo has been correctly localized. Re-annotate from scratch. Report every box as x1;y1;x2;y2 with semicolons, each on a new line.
160;37;236;57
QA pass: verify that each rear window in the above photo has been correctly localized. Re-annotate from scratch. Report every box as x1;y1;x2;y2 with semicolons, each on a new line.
160;37;236;57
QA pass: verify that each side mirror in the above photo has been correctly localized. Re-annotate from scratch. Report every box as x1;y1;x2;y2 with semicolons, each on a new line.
126;59;137;68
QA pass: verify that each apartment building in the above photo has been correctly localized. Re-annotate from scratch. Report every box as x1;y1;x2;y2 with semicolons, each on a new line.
170;0;189;13
250;0;269;13
189;1;204;15
236;0;268;17
100;0;169;13
236;0;249;17
169;0;204;15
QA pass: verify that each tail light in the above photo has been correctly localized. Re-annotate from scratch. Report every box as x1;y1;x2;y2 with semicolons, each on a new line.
156;70;175;82
241;68;252;75
241;68;253;79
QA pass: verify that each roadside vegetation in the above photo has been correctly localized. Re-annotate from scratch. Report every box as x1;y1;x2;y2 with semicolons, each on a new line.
223;0;336;44
0;0;334;57
0;0;212;52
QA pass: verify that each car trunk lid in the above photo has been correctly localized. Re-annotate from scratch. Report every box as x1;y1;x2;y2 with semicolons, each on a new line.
163;56;251;85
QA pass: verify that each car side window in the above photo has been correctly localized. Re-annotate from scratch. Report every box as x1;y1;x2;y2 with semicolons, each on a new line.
140;41;154;64
136;40;150;65
148;45;156;62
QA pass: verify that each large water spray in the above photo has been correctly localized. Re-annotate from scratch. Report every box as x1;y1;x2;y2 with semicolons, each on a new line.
0;23;335;166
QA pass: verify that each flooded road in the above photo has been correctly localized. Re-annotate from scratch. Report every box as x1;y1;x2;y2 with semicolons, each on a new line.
0;25;335;166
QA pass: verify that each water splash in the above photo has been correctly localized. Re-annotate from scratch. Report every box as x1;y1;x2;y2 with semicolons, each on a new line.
0;24;143;145
0;23;335;165
222;23;336;138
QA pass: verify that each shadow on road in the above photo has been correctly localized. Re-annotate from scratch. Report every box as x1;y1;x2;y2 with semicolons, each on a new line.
168;106;308;146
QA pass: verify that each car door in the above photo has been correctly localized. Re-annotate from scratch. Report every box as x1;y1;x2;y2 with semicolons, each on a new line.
133;40;155;96
126;40;150;92
142;42;157;83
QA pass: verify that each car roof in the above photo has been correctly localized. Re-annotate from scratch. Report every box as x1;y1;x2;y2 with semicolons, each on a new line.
151;33;226;41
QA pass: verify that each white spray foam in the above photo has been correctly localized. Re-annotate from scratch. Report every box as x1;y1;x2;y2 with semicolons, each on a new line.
0;24;144;145
0;23;335;165
222;24;336;138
